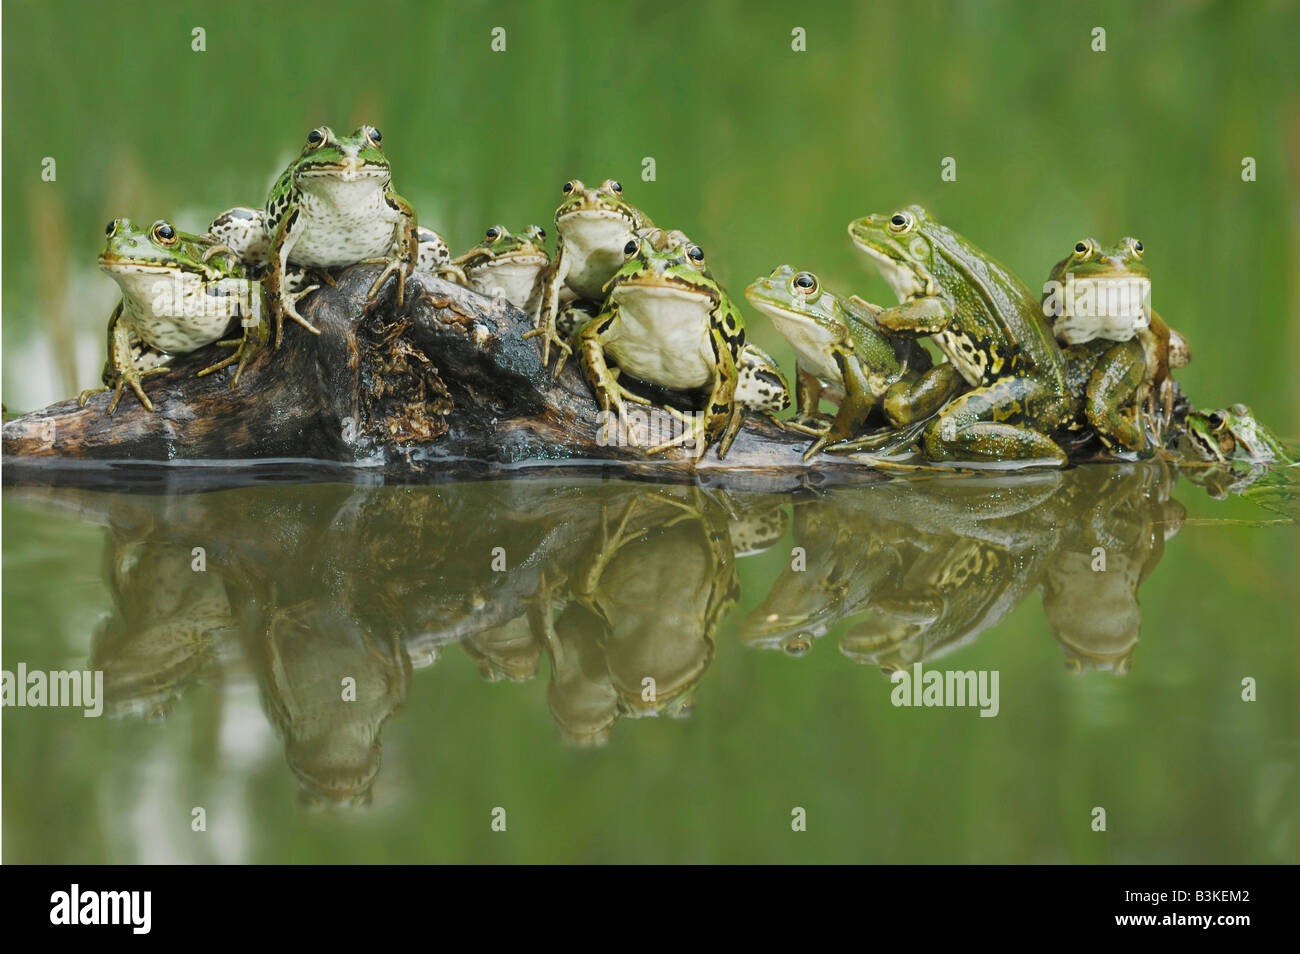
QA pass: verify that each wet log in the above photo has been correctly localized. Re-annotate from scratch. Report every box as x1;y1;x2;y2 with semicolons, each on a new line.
1;265;886;491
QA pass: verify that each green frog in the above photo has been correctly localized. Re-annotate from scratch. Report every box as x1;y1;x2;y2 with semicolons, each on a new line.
452;224;550;311
1045;237;1190;451
745;265;962;458
849;206;1072;465
1177;405;1292;466
259;125;419;346
78;218;266;414
578;230;778;459
530;178;653;370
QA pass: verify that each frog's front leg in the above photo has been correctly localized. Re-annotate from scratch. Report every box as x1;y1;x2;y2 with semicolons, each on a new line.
267;211;321;346
782;366;834;435
579;309;643;448
678;326;743;459
77;303;170;414
869;294;954;337
803;348;875;459
197;309;270;389
366;190;418;307
1086;341;1150;452
883;361;965;426
524;250;574;372
923;375;1070;466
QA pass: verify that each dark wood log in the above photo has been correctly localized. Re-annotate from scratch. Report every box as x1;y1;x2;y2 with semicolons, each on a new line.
2;265;889;491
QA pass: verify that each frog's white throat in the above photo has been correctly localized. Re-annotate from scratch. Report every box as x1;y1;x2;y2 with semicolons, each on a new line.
295;168;391;207
558;209;636;254
852;242;924;302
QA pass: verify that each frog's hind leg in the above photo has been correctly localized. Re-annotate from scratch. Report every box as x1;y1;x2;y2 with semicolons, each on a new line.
884;362;965;426
923;375;1070;466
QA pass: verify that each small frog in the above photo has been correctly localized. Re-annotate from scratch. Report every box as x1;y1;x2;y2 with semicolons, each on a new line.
452;224;550;311
1177;405;1292;467
260;125;419;346
745;265;962;458
530;178;653;370
1045;237;1190;451
578;231;771;459
849;206;1073;465
78;218;266;414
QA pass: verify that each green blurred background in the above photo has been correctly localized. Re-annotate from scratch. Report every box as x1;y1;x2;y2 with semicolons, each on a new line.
3;0;1299;864
2;0;1298;432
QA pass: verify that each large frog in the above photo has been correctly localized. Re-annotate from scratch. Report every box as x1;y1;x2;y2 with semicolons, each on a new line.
452;224;550;311
1045;237;1190;451
849;206;1072;465
745;265;962;458
578;230;785;459
529;178;653;371
250;125;420;346
78;218;266;414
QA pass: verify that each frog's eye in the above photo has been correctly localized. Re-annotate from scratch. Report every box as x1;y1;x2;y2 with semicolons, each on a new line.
687;245;705;263
1073;239;1094;258
150;221;178;246
306;127;329;149
791;271;819;296
888;211;913;233
362;126;383;148
105;221;117;237
485;226;501;240
623;239;640;257
1207;411;1226;432
530;225;546;241
562;180;577;195
1127;237;1144;258
1229;403;1249;416
603;179;623;194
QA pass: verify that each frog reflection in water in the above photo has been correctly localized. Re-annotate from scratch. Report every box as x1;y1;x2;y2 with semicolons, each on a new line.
90;535;236;719
741;462;1185;674
528;489;742;744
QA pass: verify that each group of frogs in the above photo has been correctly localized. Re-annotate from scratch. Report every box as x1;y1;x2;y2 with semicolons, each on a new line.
80;125;1289;475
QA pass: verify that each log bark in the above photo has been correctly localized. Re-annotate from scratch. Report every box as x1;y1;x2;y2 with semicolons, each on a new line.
2;265;887;491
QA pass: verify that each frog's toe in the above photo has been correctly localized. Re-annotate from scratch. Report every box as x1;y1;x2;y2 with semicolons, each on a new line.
77;386;107;408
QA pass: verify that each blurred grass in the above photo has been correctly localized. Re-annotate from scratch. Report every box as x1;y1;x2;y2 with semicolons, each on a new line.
3;0;1298;430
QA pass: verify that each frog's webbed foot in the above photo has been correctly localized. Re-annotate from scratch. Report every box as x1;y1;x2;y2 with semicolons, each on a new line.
274;280;322;342
365;254;415;307
196;317;269;388
88;365;170;415
781;413;834;436
522;322;574;376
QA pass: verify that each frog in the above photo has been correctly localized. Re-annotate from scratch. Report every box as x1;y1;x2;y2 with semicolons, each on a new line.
1044;236;1191;452
452;224;550;311
577;230;777;459
745;265;963;458
848;205;1073;466
528;178;653;371
257;125;419;347
1176;405;1292;467
77;218;267;414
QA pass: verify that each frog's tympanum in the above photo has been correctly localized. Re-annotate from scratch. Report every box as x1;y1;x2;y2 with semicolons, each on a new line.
849;206;1073;466
453;224;550;312
215;125;423;346
745;265;962;458
530;178;653;370
578;230;788;459
78;219;266;413
1045;237;1190;452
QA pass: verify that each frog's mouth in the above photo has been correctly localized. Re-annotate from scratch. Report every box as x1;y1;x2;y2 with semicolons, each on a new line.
1177;423;1230;462
98;257;181;275
296;159;389;183
612;278;713;307
469;251;549;272
850;241;926;301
